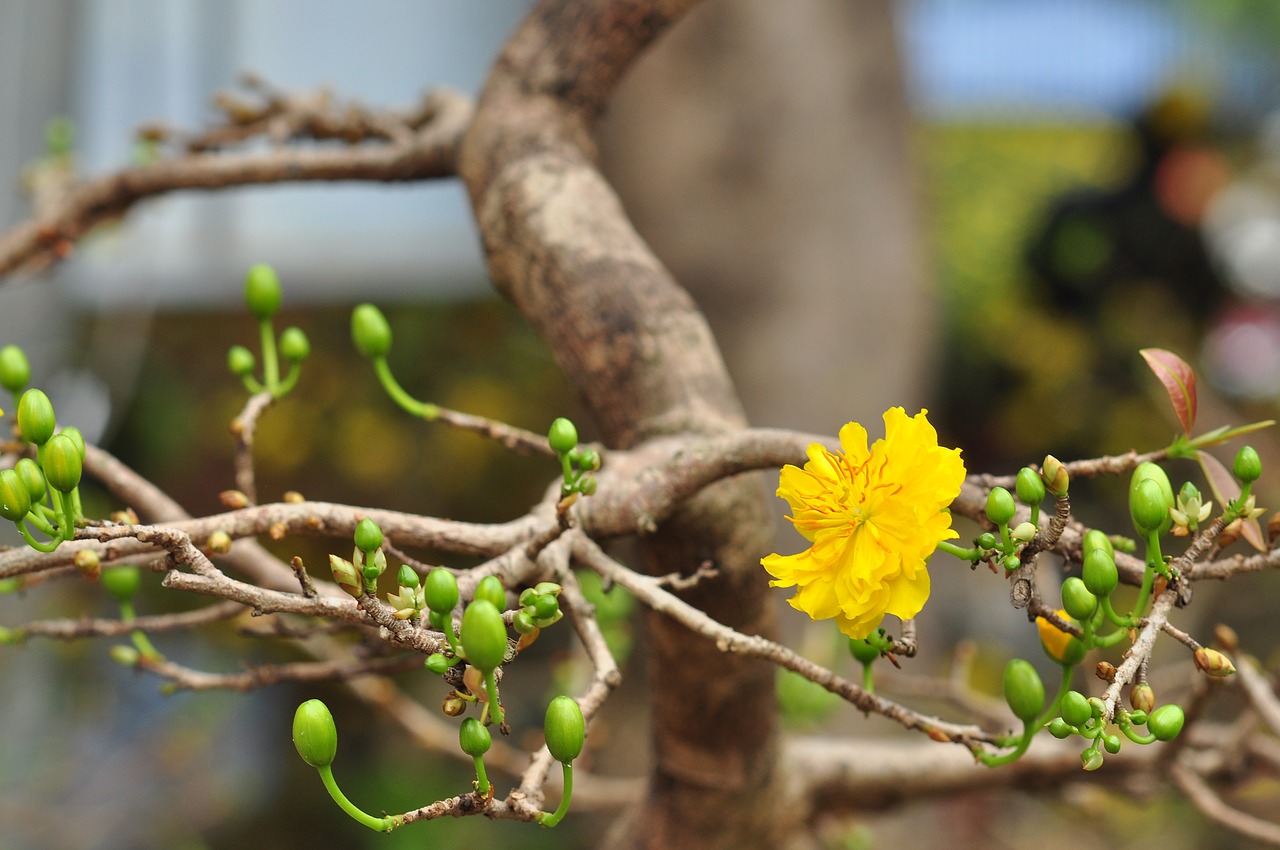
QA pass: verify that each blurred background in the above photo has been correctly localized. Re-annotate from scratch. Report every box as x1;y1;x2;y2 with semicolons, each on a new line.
4;1;1280;847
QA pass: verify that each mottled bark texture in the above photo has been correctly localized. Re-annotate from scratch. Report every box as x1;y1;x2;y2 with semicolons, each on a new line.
459;1;783;847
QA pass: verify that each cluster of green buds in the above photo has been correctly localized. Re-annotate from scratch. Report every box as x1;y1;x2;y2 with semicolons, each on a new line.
548;417;599;499
227;264;310;398
1045;686;1185;771
942;456;1062;571
847;629;895;693
0;387;86;553
328;517;388;598
512;582;563;640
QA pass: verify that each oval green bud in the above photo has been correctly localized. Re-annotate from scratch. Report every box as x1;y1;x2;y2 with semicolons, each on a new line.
976;532;998;550
533;582;562;598
0;469;31;522
59;426;85;460
986;487;1016;526
1103;734;1122;754
279;326;310;361
548;417;578;454
1081;528;1113;559
1147;704;1185;741
544;695;585;764
0;345;31;393
42;433;82;493
14;458;46;503
1129;462;1174;535
459;717;492;758
351;303;392;358
460;599;507;672
424;653;451;675
353;518;383;554
1082;547;1119;597
424;568;459;614
1047;717;1073;739
397;564;420;589
227;345;256;377
531;593;560;621
244;264;283;320
1002;658;1045;724
17;388;55;445
512;610;538;634
1060;690;1092;728
1060;577;1097;621
474;575;506;611
1126;710;1149;726
1016;466;1046;506
848;637;880;665
292;699;338;767
1234;445;1262;484
519;587;538;608
100;565;141;602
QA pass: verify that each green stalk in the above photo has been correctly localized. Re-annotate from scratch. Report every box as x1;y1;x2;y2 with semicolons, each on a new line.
259;319;279;390
17;520;61;552
316;764;393;832
483;669;504;727
118;599;163;661
538;762;574;828
1032;663;1074;731
372;357;439;419
472;755;491;796
935;540;980;562
979;723;1035;767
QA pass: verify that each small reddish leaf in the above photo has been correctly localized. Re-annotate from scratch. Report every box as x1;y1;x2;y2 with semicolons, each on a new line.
1197;451;1266;551
1141;349;1197;435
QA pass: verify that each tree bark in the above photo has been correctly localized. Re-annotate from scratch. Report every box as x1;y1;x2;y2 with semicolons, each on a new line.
459;1;782;846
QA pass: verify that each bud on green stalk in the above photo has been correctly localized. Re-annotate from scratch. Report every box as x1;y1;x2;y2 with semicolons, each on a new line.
1081;528;1113;559
1147;704;1185;741
848;637;880;665
512;610;538;634
424;568;459;613
1234;445;1262;484
1129;462;1174;535
279;326;310;361
547;417;578;454
17;388;55;445
459;717;492;758
59;426;85;459
474;575;506;610
100;565;141;602
42;433;82;493
544;695;585;764
1060;577;1098;621
292;699;338;768
1081;548;1119;597
244;264;283;320
0;344;31;393
397;564;420;589
351;304;392;358
460;600;507;673
14;458;46;503
1002;658;1045;724
1060;690;1092;728
0;469;31;522
986;487;1016;526
1016;466;1046;506
227;345;256;377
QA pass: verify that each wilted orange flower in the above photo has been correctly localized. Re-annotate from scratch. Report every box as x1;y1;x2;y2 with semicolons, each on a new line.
762;408;965;639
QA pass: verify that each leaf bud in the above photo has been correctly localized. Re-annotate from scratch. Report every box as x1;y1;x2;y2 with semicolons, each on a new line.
1081;748;1104;771
292;699;338;768
207;530;233;554
1041;455;1069;497
1214;623;1239;652
424;568;459;614
329;554;362;598
227;345;256;377
100;565;141;602
219;490;250;509
1147;704;1185;741
548;417;578;454
1129;682;1156;713
42;433;82;493
473;575;506;610
0;344;31;393
279;326;310;361
534;582;562;598
519;587;538;608
351;303;392;358
578;476;597;496
1129;462;1173;535
441;694;467;716
460;599;507;673
74;548;101;579
459;717;492;758
0;468;31;522
1094;661;1116;682
1060;690;1092;728
1193;647;1236;678
985;486;1016;526
1002;658;1045;724
17;388;55;445
244;264;283;320
1233;445;1262;484
1060;577;1097;621
1081;547;1118;597
576;449;601;472
544;695;585;764
1015;466;1046;506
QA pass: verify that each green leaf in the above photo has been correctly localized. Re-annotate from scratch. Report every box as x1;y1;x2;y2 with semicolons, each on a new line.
1141;348;1197;435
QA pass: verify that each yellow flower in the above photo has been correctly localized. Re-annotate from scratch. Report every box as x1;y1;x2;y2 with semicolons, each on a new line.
762;408;965;639
1035;610;1075;664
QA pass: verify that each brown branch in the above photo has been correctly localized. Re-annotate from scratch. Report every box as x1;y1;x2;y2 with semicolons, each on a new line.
8;599;245;641
230;391;274;504
1170;760;1280;846
131;651;424;692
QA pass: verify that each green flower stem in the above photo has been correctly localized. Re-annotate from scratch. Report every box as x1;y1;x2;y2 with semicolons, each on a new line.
57;491;76;541
1119;715;1157;745
372;357;439;419
538;762;574;828
559;453;575;492
239;374;265;394
1032;663;1074;731
259;319;279;390
979;724;1034;767
1129;547;1161;623
69;487;83;527
1028;503;1040;528
21;507;56;537
997;521;1012;553
482;669;504;727
861;662;874;693
118;599;163;661
1094;627;1130;649
274;361;302;398
1099;595;1134;629
935;540;980;562
17;520;61;552
472;755;490;796
316;764;394;832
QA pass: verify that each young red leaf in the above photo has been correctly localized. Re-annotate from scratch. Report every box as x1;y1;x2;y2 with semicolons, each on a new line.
1140;349;1197;435
1197;450;1266;551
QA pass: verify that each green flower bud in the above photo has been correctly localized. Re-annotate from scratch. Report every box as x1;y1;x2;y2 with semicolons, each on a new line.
531;593;560;621
548;417;578;454
424;568;459;614
848;637;880;665
1081;547;1119;597
59;426;85;459
459;717;492;758
474;575;506;610
0;469;31;522
1129;462;1173;535
1081;528;1113;559
1081;747;1104;771
351;304;392;358
42;433;82;493
17;388;55;445
576;448;601;472
544;695;585;764
1016;466;1046;506
244;264;282;320
353;518;383;554
1103;734;1122;754
579;476;597;496
424;653;451;675
0;345;31;393
110;645;140;666
1047;717;1073;738
986;487;1016;526
532;609;563;629
1041;455;1069;497
1130;682;1155;713
1126;710;1149;726
512;610;539;634
534;582;562;597
976;532;998;550
1234;445;1262;484
519;587;538;608
1060;690;1092;728
1002;658;1045;724
227;345;256;377
1060;577;1097;621
100;565;141;602
329;554;362;598
292;698;338;768
397;564;420;589
460;600;507;672
1010;521;1038;543
279;326;310;361
14;458;46;503
1003;555;1021;572
1147;704;1185;741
